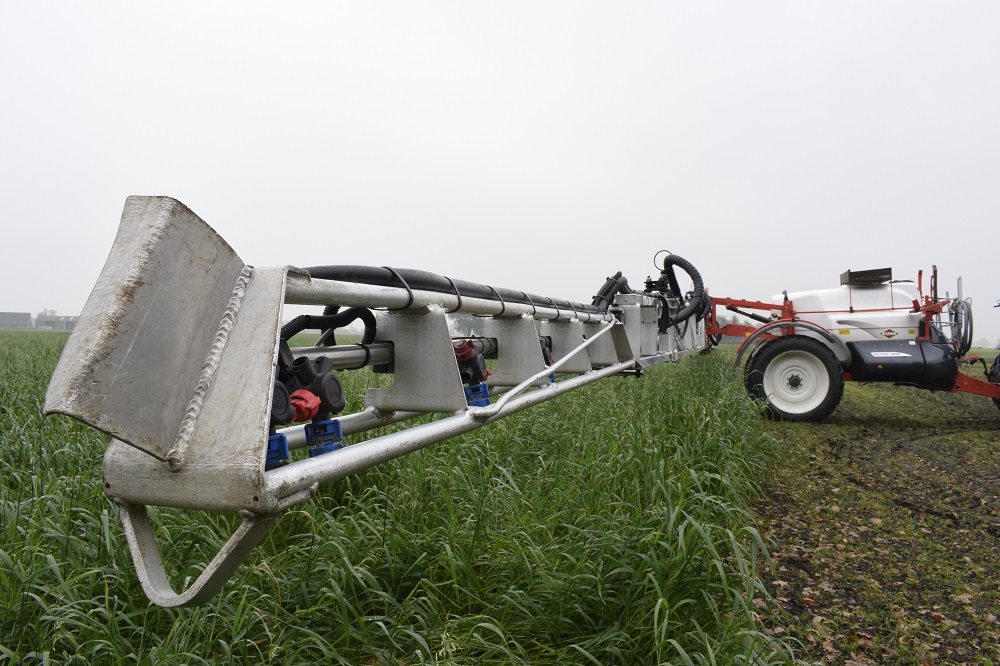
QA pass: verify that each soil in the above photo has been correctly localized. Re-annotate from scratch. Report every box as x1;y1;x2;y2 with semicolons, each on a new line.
753;360;1000;665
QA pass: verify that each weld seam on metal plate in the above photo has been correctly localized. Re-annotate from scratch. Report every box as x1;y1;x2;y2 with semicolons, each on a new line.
167;265;254;471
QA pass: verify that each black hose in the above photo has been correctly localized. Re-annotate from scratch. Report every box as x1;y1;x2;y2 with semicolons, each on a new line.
650;293;671;332
591;271;633;312
658;254;706;332
305;265;605;318
281;307;377;344
952;299;973;357
317;305;340;346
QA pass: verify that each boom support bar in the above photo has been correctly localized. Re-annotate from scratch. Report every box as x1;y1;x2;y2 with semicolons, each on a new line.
267;360;634;502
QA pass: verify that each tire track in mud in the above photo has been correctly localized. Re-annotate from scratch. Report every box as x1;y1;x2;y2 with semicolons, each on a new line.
889;433;1000;538
755;384;1000;664
839;426;1000;533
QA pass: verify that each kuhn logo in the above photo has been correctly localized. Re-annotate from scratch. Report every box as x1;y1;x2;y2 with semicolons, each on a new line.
882;329;898;338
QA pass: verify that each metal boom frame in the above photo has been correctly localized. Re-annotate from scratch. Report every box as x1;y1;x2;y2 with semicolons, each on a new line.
44;196;708;606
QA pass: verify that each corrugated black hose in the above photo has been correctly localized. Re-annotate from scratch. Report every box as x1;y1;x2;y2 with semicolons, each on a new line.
280;307;377;345
591;271;633;312
658;254;706;333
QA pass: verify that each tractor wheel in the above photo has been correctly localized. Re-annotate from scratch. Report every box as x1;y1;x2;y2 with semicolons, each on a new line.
987;355;1000;415
747;337;844;422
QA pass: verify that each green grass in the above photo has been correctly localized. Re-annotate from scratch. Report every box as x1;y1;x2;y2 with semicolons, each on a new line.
1;331;798;664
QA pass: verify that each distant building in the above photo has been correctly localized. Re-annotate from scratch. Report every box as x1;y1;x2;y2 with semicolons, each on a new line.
35;314;78;331
0;312;33;330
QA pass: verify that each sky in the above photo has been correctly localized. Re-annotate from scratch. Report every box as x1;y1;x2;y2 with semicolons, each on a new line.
2;2;998;344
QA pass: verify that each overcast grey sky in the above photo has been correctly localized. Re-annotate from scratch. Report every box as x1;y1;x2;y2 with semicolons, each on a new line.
2;2;998;342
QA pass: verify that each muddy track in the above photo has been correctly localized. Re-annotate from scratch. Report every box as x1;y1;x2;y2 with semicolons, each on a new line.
754;380;1000;664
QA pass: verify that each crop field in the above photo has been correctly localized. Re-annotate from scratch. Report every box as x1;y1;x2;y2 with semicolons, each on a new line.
0;331;798;665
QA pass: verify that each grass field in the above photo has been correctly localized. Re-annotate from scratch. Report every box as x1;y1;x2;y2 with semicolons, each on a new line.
0;331;798;664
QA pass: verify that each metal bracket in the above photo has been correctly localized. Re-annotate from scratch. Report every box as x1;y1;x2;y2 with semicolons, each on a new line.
539;319;593;374
118;502;275;608
582;320;629;367
481;314;548;387
365;306;469;413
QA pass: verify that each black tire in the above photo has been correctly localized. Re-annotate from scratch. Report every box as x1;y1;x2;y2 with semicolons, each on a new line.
746;336;844;422
987;354;1000;415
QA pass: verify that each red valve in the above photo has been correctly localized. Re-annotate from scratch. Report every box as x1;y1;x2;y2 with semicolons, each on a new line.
290;389;321;422
453;339;476;362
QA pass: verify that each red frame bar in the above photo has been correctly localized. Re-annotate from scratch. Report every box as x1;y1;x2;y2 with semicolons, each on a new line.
953;373;1000;400
706;295;797;339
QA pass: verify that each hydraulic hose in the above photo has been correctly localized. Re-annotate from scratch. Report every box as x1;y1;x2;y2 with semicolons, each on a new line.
281;307;377;344
657;254;706;332
951;299;973;357
304;265;605;318
591;271;633;312
317;305;340;346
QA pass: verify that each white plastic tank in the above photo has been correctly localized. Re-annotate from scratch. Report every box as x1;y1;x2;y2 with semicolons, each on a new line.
776;278;923;343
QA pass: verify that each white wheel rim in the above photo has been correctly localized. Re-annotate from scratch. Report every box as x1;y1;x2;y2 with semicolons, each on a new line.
762;350;830;415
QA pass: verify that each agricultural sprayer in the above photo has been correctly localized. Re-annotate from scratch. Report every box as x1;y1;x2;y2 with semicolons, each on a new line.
707;266;1000;421
44;196;710;607
44;196;1000;607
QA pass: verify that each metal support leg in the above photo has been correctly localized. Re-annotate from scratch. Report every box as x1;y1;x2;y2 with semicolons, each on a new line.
118;502;275;607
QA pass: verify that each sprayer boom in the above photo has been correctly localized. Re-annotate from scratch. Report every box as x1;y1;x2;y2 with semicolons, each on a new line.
44;196;709;606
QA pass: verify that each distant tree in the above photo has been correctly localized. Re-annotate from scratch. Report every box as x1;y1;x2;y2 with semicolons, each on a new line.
36;308;56;319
